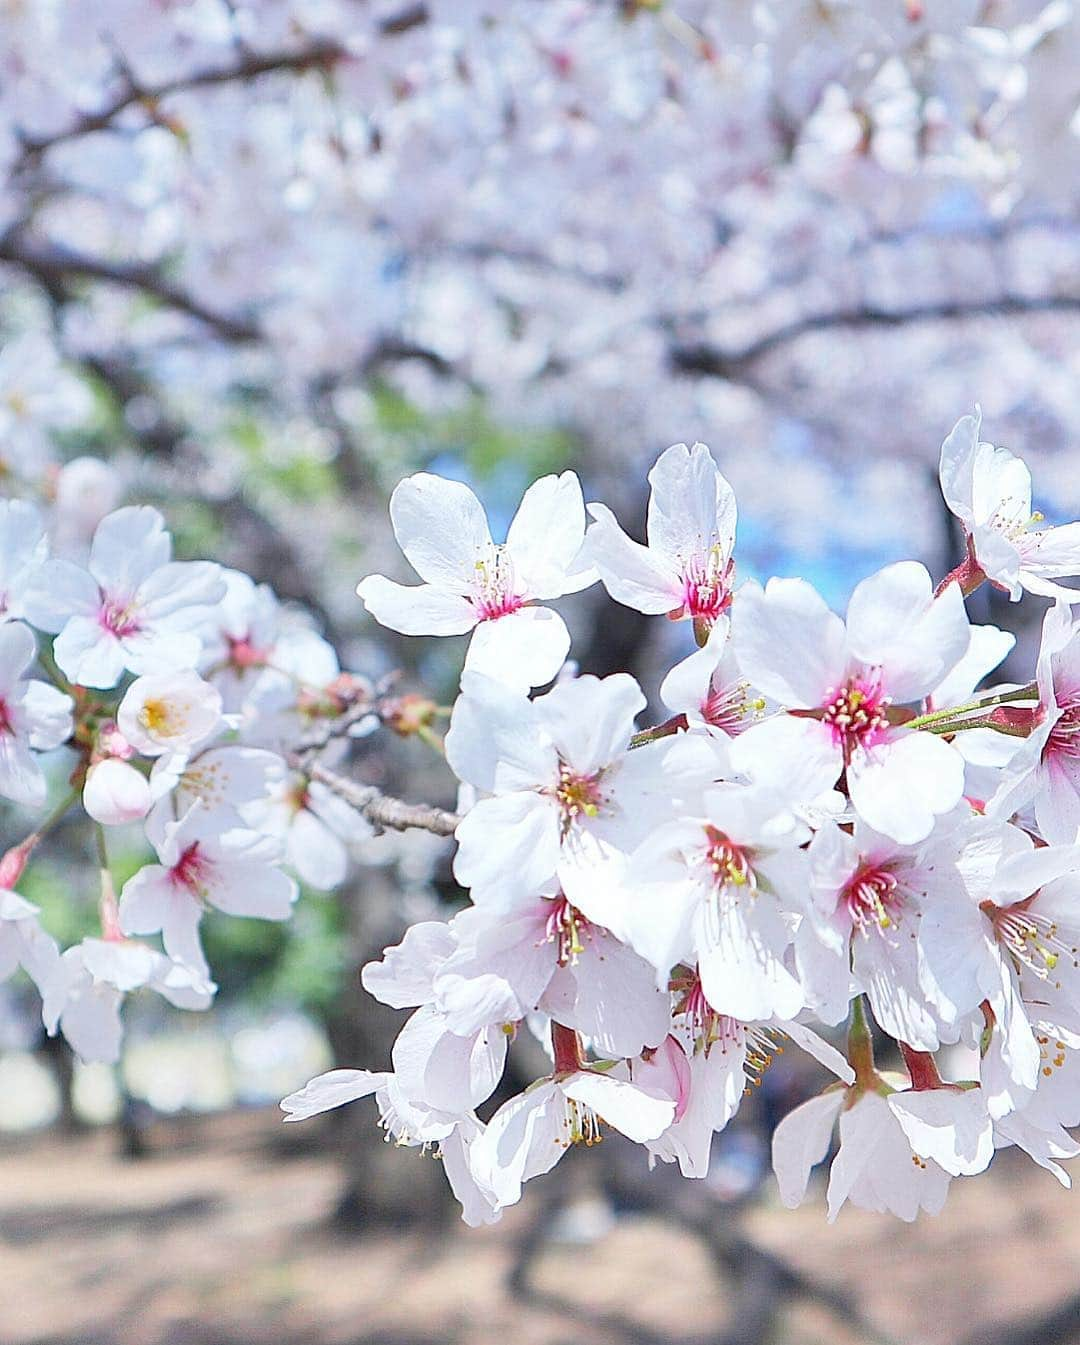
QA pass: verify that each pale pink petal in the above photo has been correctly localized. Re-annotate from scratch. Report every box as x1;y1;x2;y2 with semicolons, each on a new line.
645;442;736;565
847;731;964;845
357;575;477;636
463;606;570;690
771;1090;843;1208
846;562;971;704
389;473;492;587
281;1068;388;1121
563;1072;675;1143
732;578;847;707
505;471;590;599
584;503;681;614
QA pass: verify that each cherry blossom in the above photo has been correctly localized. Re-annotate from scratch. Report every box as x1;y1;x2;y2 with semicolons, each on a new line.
358;472;594;689
621;784;810;1022
42;937;213;1065
585;443;737;638
0;500;47;624
0;621;73;808
471;1064;676;1212
733;562;971;844
940;408;1080;603
25;506;225;688
117;802;298;983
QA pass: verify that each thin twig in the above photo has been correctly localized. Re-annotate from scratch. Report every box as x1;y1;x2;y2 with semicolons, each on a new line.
307;761;460;837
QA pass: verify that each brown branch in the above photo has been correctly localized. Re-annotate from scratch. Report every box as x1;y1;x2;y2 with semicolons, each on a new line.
306;761;460;838
15;7;428;162
0;235;260;341
671;292;1080;374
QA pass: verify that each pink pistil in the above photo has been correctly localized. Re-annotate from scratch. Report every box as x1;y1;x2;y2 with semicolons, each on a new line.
821;674;891;765
673;550;734;625
543;895;591;966
842;864;904;934
98;595;142;638
1046;700;1080;762
171;842;210;893
470;547;526;622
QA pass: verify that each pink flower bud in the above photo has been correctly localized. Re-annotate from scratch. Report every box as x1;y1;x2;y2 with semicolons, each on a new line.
83;759;151;826
0;838;35;888
96;720;135;761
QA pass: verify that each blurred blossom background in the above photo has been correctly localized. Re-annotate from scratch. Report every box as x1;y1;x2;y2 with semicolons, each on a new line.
3;2;1080;1342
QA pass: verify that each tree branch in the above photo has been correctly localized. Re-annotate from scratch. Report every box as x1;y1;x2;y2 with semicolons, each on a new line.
0;235;260;341
307;761;460;838
671;293;1080;374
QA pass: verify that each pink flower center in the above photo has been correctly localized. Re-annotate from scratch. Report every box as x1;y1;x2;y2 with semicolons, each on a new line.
675;545;734;624
821;674;891;764
470;545;525;622
0;697;11;736
98;593;142;638
227;633;270;670
542;894;592;966
171;842;211;894
842;863;904;934
552;761;606;835
703;826;757;893
672;969;781;1078
701;678;762;735
1046;700;1080;763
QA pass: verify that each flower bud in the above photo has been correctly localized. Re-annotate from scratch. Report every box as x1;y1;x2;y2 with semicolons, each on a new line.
83;759;152;826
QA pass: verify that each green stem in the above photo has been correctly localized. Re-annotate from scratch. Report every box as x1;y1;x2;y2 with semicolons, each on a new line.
94;822;110;873
629;714;687;750
36;787;80;840
847;995;876;1085
905;682;1039;732
923;715;1032;738
37;640;73;694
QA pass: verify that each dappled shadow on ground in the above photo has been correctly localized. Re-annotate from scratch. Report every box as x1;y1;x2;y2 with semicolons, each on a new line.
1;1110;1079;1345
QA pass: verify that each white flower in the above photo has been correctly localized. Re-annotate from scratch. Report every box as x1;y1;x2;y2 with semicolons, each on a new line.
796;816;991;1049
940;407;1080;602
585;442;737;632
199;569;339;713
281;1068;501;1226
117;669;224;758
118;802;298;981
247;771;366;890
471;1067;675;1211
445;671;676;927
0;886;60;1002
991;602;1080;843
658;614;767;736
432;894;672;1058
361;920;511;1115
772;1077;992;1223
0;621;73;808
357;471;594;689
0;499;47;624
620;784;809;1022
25;506;225;688
733;561;971;844
42;937;213;1065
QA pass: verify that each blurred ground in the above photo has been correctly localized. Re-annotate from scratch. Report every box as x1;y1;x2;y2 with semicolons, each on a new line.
1;1110;1079;1345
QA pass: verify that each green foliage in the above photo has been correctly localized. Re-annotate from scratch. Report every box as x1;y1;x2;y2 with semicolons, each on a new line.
200;887;349;1016
366;383;578;484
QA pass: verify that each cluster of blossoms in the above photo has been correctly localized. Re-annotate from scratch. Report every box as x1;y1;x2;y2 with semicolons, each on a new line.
283;417;1080;1225
0;466;384;1064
